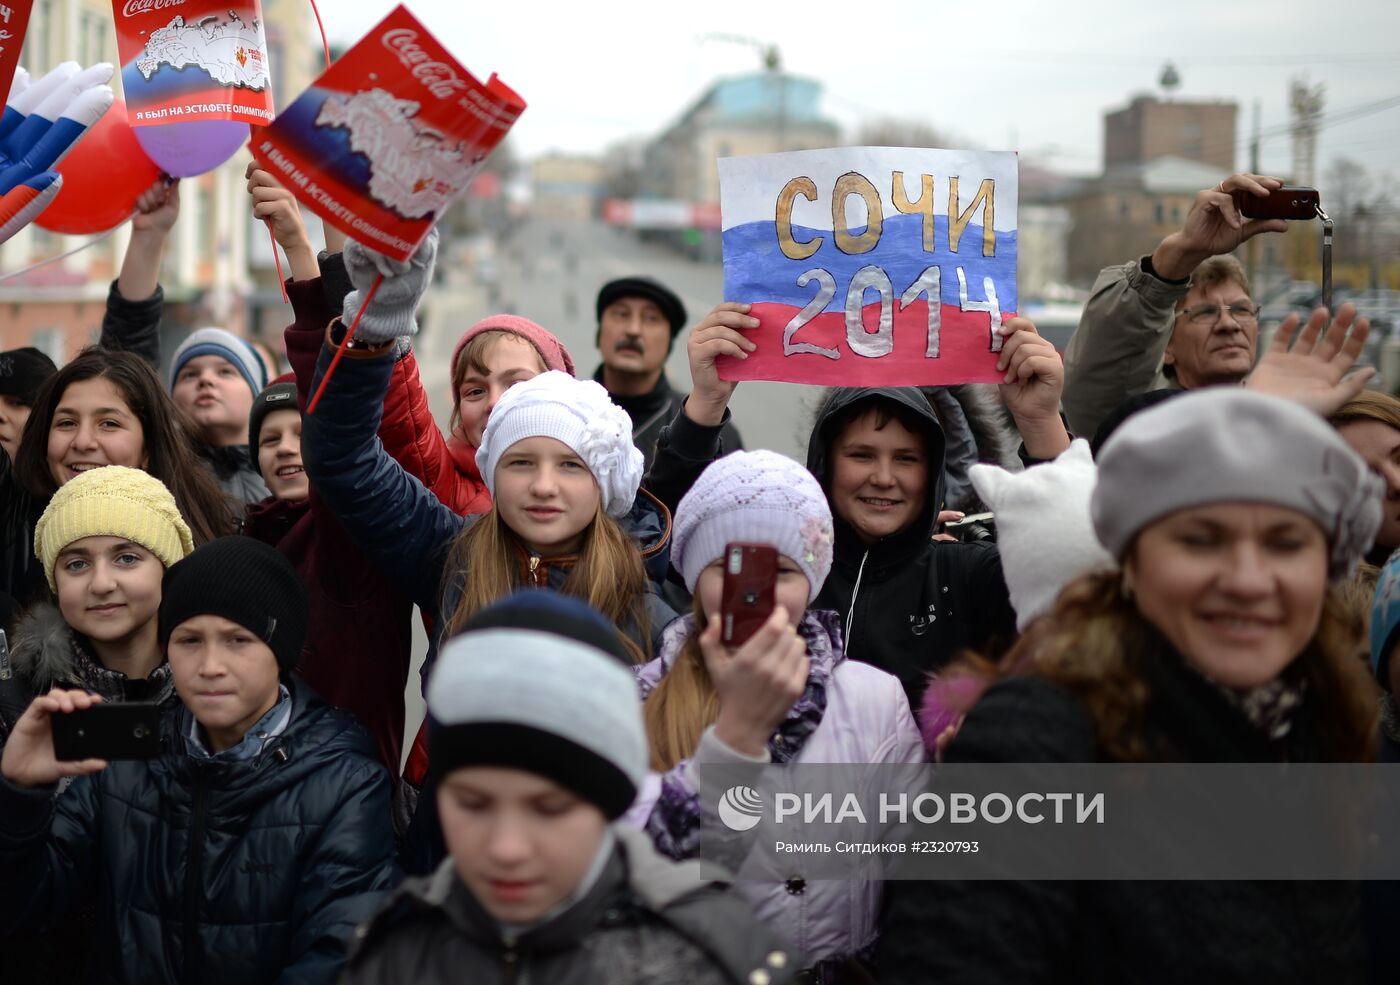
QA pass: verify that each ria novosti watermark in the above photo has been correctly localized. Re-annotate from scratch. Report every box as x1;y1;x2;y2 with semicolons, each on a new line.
693;762;1400;881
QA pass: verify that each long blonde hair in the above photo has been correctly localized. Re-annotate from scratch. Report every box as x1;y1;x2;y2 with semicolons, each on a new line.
643;598;720;771
442;504;653;664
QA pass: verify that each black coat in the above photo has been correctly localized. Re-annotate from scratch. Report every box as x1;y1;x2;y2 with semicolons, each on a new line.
0;679;400;985
877;653;1368;985
342;826;795;985
805;387;1015;707
594;366;743;473
0;450;42;612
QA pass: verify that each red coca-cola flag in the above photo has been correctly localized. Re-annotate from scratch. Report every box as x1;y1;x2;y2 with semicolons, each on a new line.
250;4;524;261
112;0;274;126
0;1;34;109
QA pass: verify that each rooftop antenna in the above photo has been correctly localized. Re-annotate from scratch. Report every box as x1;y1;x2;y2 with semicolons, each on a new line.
1159;62;1181;101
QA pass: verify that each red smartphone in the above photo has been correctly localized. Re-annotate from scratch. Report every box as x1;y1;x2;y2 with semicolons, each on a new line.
720;543;778;647
1233;186;1320;220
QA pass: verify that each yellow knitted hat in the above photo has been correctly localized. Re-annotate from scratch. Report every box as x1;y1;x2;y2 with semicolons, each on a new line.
34;466;195;590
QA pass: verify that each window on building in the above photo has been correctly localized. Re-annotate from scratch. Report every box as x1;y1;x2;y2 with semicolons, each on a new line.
79;9;110;65
1154;202;1165;224
1119;199;1130;218
19;0;52;72
31;328;63;365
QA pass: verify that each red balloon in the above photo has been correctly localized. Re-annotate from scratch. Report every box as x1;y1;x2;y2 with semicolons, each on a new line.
35;98;162;235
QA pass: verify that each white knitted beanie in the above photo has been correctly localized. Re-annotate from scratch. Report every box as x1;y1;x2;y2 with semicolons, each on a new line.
969;440;1115;630
475;371;643;518
672;449;834;603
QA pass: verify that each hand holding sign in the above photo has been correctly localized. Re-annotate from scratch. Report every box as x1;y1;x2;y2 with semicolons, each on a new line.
685;302;760;426
718;147;1018;388
995;317;1071;459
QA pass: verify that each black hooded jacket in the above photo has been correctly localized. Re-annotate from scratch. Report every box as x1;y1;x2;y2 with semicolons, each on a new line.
805;388;1014;706
647;387;1015;708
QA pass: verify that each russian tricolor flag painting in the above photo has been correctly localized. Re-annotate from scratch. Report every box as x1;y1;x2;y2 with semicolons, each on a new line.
718;147;1018;387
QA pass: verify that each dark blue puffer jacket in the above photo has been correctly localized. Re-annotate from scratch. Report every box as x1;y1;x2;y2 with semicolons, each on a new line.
0;679;400;985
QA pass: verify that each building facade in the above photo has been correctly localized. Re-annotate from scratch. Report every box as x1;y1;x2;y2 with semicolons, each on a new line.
1104;94;1238;172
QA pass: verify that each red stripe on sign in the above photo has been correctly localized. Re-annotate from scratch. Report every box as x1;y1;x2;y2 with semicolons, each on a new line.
716;300;1012;387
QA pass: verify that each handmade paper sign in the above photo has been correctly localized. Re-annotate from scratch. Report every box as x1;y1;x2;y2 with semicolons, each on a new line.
0;1;33;110
249;3;524;262
718;147;1018;386
113;0;273;126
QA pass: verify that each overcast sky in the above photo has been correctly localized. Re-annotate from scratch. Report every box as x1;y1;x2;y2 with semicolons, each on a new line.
322;0;1400;189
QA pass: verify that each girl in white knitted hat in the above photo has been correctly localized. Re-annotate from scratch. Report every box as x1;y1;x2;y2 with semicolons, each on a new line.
626;449;923;977
303;369;674;671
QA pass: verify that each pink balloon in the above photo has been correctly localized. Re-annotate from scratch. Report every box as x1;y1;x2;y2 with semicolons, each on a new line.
133;120;250;178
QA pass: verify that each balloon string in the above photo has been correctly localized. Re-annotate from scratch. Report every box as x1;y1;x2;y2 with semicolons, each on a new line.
307;272;383;414
267;221;288;303
308;0;331;68
0;220;124;284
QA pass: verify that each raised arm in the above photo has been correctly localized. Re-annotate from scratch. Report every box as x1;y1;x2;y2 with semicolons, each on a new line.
645;302;756;512
1062;173;1289;438
99;179;180;364
298;339;465;617
246;164;319;283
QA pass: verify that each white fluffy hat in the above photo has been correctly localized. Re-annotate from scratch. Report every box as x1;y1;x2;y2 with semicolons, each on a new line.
970;440;1115;630
475;371;643;518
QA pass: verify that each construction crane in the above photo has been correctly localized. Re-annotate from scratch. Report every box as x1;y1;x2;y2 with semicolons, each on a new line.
698;33;788;150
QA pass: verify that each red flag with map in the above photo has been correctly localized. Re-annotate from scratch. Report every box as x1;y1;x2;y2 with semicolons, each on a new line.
249;4;525;261
0;1;34;110
112;0;274;125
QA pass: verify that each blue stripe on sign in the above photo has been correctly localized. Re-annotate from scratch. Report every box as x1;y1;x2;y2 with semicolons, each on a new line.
722;213;1019;311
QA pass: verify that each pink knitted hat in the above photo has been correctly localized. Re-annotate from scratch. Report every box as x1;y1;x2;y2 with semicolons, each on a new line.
449;315;576;407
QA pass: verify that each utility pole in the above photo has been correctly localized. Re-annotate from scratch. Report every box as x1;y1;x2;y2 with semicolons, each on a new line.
1248;100;1261;290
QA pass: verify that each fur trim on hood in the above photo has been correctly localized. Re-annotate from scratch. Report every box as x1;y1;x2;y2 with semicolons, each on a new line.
10;601;81;692
6;602;176;708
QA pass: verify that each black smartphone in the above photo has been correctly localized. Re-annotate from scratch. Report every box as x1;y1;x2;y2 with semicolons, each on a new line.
1233;186;1321;220
720;543;778;647
51;702;162;761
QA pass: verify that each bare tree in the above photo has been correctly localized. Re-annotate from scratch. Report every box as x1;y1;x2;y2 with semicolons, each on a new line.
855;118;952;149
1325;157;1374;218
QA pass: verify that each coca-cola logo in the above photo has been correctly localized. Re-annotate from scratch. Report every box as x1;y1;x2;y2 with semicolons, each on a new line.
121;0;187;17
382;28;467;100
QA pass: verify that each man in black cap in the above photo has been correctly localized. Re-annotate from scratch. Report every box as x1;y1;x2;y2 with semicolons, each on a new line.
593;276;742;470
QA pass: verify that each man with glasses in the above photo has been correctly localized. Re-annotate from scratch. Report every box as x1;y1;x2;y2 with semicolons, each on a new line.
1062;173;1290;439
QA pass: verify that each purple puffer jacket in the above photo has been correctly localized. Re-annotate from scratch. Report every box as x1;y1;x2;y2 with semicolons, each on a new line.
624;609;925;964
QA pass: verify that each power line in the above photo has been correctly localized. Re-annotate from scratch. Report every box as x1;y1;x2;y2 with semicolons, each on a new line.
930;49;1400;68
